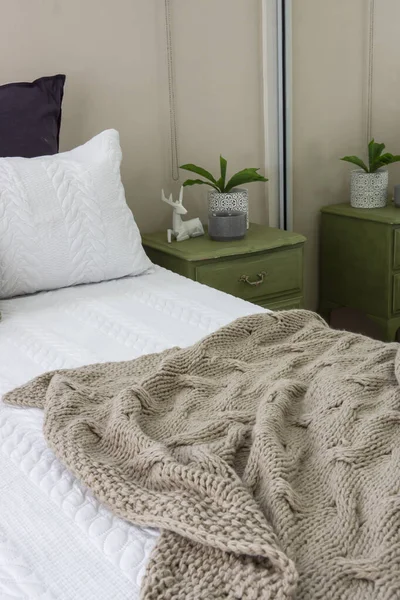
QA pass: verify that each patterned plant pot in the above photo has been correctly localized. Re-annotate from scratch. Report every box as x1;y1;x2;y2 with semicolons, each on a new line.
350;169;388;209
208;188;249;228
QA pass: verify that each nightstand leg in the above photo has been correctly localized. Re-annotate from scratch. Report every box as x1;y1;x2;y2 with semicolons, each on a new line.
317;300;340;325
318;306;331;325
384;320;400;343
368;315;400;343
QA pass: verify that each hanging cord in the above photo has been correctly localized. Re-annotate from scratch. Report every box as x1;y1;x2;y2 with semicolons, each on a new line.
165;0;180;181
366;0;375;143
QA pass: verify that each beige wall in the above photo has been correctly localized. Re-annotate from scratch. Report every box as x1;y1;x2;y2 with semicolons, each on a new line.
0;0;267;233
292;0;400;309
6;0;392;310
292;0;366;309
372;0;400;184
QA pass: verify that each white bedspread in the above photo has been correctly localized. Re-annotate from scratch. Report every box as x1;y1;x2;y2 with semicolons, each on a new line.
0;266;265;600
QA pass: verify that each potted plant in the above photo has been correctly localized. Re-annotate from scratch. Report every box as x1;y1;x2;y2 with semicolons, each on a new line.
341;140;400;209
180;157;268;238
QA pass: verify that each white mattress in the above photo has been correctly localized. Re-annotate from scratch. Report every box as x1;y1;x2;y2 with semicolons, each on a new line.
0;266;265;600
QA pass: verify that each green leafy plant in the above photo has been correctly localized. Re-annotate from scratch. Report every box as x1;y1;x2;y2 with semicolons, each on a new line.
341;139;400;173
180;156;268;193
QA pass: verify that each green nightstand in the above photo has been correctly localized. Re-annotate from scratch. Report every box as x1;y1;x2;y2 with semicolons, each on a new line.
320;203;400;341
142;224;306;310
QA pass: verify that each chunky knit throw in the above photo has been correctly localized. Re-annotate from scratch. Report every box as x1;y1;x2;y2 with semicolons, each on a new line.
5;310;400;599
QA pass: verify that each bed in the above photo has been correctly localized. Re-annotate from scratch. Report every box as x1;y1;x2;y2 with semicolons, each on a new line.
2;103;399;598
0;266;265;600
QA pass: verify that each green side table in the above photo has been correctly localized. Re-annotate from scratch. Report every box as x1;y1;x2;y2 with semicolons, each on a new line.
142;223;306;310
320;203;400;341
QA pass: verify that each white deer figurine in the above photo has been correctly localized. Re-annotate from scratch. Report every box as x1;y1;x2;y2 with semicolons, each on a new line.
161;187;204;243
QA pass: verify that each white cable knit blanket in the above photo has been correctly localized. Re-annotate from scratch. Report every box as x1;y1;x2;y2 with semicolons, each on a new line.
5;310;400;599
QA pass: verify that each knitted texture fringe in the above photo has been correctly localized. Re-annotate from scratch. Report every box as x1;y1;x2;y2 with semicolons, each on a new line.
5;310;400;599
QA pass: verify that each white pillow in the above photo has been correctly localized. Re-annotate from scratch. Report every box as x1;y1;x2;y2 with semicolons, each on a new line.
0;129;152;298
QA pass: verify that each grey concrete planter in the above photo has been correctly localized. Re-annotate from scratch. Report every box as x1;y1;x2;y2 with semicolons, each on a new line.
208;211;246;241
208;188;249;228
350;169;388;208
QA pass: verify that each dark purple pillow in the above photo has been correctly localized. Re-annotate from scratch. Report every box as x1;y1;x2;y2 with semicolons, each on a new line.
0;74;66;158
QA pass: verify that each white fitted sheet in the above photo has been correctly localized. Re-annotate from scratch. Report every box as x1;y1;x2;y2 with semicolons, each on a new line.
0;266;266;600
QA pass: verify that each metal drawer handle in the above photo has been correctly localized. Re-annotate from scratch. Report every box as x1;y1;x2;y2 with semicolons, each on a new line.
239;271;267;286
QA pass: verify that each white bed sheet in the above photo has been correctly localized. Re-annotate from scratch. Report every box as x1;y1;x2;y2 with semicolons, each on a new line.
0;266;266;600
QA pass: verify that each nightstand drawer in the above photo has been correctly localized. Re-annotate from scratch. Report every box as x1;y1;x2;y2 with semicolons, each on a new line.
393;228;400;270
196;249;302;302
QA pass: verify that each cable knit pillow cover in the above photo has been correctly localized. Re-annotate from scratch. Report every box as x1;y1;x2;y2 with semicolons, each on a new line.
0;129;152;299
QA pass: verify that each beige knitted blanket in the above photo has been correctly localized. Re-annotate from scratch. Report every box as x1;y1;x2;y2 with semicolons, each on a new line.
4;310;400;599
